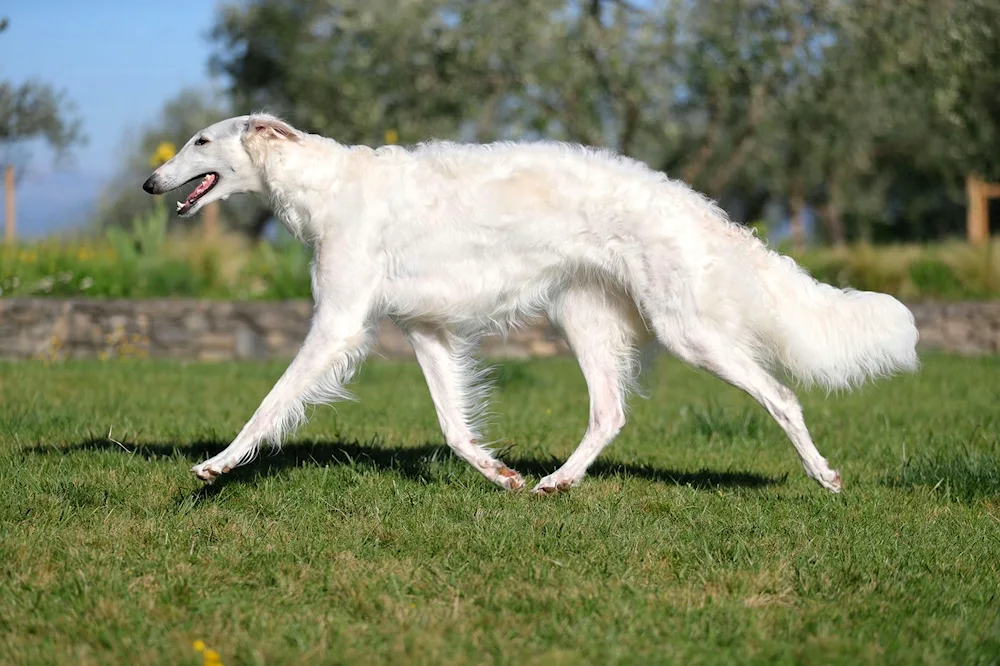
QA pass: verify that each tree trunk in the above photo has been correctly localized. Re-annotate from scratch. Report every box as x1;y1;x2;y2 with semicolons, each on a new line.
3;164;14;244
789;189;806;252
818;177;847;247
819;199;846;247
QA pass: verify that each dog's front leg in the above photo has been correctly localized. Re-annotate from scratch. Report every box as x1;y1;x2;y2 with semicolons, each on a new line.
192;295;374;482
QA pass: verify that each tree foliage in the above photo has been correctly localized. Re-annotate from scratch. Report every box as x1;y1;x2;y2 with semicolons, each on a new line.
0;17;84;170
106;0;1000;244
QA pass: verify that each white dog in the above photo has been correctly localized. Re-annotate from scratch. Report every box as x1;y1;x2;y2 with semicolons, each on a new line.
143;114;919;494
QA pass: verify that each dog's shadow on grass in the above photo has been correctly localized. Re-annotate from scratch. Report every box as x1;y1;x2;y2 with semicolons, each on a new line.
30;438;784;498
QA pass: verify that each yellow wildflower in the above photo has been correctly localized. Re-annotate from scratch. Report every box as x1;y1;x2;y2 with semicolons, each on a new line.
384;129;399;145
149;142;177;167
192;640;223;665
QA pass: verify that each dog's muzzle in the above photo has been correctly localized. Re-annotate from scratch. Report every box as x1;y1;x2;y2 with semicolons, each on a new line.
142;174;162;195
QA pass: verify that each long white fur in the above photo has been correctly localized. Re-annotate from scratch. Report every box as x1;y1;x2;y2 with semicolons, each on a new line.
146;114;919;494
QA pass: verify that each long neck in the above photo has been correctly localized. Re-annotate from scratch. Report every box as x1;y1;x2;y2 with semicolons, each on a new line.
252;135;354;242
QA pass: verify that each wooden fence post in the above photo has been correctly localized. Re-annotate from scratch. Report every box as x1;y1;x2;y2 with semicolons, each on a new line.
967;174;988;245
203;201;219;238
968;173;1000;245
3;165;14;244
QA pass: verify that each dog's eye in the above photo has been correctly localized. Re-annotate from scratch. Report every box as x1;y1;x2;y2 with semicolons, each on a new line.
194;137;210;146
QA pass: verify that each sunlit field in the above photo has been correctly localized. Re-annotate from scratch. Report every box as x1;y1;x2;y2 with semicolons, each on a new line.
1;354;998;664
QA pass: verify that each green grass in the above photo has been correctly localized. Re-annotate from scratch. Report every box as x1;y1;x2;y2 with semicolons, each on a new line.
1;354;999;665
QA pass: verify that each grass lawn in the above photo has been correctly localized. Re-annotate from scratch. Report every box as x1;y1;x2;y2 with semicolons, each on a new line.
1;354;998;665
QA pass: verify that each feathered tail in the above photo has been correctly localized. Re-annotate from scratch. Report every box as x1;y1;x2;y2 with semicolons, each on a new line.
749;251;919;390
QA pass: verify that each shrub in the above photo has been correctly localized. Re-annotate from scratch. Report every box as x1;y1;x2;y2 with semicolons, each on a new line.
794;240;1000;302
2;232;998;302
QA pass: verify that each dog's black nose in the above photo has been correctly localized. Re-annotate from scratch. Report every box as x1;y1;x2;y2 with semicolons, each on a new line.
142;175;159;194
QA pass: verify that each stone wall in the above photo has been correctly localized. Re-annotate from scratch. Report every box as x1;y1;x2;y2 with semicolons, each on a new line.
0;298;568;361
0;298;997;361
909;300;1000;355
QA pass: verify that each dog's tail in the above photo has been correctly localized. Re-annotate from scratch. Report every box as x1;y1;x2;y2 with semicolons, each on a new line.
745;248;919;390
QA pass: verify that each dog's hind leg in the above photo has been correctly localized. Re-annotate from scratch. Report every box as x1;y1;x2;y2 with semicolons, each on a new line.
649;312;842;493
407;326;525;491
532;287;641;495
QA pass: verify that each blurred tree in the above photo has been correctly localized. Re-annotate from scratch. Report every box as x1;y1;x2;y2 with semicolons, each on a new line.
208;1;851;209
207;0;1000;244
212;0;487;145
0;17;84;173
681;0;1000;244
859;0;1000;240
94;89;274;236
739;1;885;246
665;0;844;236
771;0;1000;243
208;0;770;194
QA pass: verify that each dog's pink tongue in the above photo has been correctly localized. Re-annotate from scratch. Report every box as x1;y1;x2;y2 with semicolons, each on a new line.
185;174;216;205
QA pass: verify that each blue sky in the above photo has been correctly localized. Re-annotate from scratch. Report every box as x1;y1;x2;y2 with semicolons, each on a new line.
0;1;219;235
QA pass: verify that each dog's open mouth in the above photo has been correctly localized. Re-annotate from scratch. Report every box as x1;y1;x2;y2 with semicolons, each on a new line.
176;173;219;215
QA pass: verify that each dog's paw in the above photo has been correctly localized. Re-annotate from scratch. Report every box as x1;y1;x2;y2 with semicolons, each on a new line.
815;468;842;494
477;459;525;491
494;465;525;492
475;457;524;491
530;475;575;496
191;460;232;483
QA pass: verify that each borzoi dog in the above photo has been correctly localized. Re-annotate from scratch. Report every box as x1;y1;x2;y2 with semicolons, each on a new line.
143;114;919;495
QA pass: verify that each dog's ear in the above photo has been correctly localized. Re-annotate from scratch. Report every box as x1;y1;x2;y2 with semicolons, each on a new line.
247;116;300;142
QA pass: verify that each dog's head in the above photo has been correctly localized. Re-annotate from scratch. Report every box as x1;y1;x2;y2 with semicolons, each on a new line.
142;115;300;217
